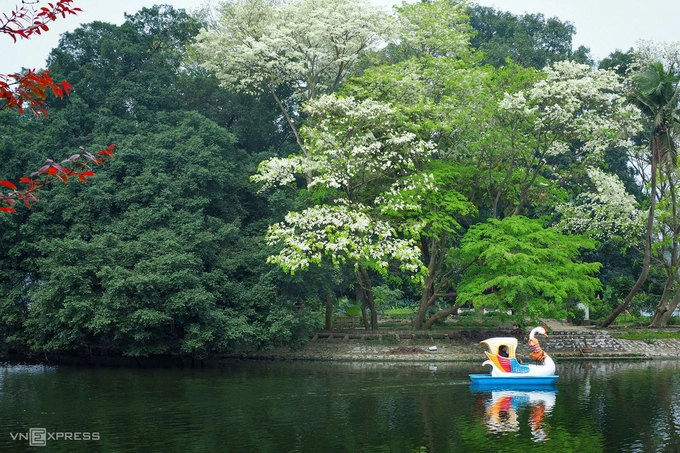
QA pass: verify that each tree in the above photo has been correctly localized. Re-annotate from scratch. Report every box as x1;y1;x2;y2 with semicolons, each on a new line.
455;216;601;324
341;50;640;327
379;161;477;329
468;5;592;68
555;167;642;241
395;0;474;60
0;5;321;357
254;94;440;330
22;113;251;356
602;60;680;327
487;61;641;217
189;0;396;153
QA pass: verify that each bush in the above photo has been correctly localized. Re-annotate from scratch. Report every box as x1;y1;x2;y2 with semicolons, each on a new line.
382;307;415;319
337;297;362;317
265;305;323;350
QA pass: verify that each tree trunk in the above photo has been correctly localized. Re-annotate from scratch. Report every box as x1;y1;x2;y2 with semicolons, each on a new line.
413;236;441;330
649;267;675;327
424;304;460;329
659;286;680;325
651;285;680;327
325;295;334;330
601;141;658;328
413;273;435;330
650;167;680;327
357;263;378;331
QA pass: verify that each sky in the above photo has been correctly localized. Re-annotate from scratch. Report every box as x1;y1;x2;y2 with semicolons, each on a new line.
2;0;680;75
474;0;680;60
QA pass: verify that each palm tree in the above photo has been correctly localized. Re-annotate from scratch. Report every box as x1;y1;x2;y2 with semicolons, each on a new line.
602;61;680;327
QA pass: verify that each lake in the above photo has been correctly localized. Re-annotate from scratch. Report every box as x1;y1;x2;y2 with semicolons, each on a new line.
0;359;678;452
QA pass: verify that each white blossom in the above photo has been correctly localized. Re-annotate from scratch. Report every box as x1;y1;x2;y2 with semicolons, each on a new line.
500;60;643;162
555;167;643;240
191;0;397;102
256;93;436;278
266;203;424;276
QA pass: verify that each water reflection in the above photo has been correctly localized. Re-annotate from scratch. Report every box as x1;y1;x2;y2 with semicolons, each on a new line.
477;389;556;442
2;360;680;452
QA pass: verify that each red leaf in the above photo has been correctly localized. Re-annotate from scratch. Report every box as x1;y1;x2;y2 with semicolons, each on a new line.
0;180;17;190
0;207;16;214
77;171;95;182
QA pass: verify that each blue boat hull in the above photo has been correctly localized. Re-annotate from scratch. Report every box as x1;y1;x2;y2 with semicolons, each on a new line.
469;374;558;388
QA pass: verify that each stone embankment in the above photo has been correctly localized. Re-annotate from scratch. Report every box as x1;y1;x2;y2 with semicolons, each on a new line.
543;327;680;359
252;327;680;362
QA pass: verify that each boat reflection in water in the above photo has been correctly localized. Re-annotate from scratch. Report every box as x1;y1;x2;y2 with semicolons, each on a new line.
478;389;557;442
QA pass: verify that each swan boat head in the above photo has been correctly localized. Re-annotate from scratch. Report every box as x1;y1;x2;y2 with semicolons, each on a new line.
529;326;548;340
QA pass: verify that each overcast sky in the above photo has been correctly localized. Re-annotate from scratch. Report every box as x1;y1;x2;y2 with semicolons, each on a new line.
474;0;680;61
2;0;679;75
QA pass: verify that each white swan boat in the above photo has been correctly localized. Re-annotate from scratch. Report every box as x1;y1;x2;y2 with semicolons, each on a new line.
469;326;558;387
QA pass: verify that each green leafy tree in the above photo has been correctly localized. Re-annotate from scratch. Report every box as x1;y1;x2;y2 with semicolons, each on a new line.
378;161;477;329
455;216;601;323
468;5;592;68
0;5;315;356
599;49;636;74
22;112;246;356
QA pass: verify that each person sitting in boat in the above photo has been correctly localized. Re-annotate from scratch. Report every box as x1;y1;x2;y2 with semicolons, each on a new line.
499;345;509;357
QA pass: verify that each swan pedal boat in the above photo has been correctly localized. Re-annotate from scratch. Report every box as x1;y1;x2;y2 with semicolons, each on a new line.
469;326;558;388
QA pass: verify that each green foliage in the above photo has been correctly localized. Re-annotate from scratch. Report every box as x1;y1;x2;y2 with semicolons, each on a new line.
612;329;680;341
0;5;315;357
265;305;323;350
456;216;602;322
0;0;666;353
382;307;415;319
337;297;362;317
468;5;592;68
371;285;404;312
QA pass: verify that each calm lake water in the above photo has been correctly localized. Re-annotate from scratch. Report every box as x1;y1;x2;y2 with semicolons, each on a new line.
0;359;679;452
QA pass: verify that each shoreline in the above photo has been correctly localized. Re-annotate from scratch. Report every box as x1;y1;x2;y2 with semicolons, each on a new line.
240;328;663;363
5;326;680;367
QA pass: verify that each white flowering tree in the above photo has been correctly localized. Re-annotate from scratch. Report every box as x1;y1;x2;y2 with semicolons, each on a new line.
190;0;396;153
555;167;643;241
253;94;444;330
340;59;642;326
395;0;474;59
494;60;642;218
